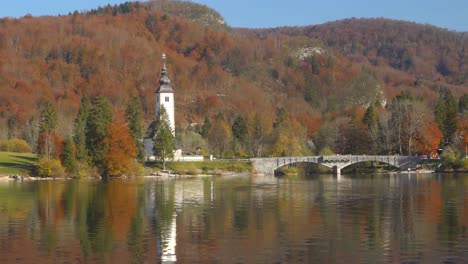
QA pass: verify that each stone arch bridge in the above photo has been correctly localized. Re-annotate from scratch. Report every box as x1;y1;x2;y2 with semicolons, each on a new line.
250;155;422;175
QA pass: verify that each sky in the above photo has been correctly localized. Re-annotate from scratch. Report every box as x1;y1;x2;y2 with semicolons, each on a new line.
0;0;466;32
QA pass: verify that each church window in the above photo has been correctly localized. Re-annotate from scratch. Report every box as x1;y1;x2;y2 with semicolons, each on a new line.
165;96;169;102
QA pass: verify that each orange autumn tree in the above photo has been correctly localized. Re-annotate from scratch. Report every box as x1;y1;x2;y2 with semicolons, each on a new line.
456;117;468;155
414;119;443;156
103;118;137;176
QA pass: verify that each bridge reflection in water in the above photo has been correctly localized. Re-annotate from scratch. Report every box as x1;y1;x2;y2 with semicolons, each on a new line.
1;173;467;263
251;155;422;175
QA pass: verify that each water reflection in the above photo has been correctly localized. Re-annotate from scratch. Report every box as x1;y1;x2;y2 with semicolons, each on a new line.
0;174;467;263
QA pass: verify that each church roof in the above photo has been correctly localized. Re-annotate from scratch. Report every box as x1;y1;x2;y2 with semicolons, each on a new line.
157;53;174;93
145;120;158;139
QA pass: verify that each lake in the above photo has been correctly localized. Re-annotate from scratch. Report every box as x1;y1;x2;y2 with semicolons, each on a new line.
0;173;467;263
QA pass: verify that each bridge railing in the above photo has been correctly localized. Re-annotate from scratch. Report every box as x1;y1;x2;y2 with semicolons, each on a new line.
250;155;421;168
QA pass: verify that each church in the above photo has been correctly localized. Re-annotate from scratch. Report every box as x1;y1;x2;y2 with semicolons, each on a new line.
155;53;175;134
144;53;203;162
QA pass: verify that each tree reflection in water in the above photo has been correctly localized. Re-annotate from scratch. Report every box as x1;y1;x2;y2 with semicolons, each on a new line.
0;174;467;263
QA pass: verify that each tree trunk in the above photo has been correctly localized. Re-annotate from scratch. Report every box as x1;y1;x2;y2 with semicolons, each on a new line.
45;132;54;161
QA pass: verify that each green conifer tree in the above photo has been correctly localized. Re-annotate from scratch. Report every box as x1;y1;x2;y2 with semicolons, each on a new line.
40;101;58;133
61;137;77;174
85;96;114;172
201;116;211;137
232;115;248;156
73;97;91;161
39;101;58;160
125;95;145;164
232;115;247;143
153;106;174;170
435;89;458;145
459;94;468;115
363;105;377;128
363;104;380;153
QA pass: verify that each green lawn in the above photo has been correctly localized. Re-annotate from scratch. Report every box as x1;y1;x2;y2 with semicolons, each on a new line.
148;160;253;175
0;152;38;175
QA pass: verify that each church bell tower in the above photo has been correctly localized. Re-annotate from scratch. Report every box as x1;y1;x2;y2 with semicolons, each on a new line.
156;53;175;135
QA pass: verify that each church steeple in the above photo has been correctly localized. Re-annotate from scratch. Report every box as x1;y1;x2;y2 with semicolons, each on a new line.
158;53;173;93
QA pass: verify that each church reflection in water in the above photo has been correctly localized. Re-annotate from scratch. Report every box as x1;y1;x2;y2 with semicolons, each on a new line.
1;174;468;263
146;176;218;262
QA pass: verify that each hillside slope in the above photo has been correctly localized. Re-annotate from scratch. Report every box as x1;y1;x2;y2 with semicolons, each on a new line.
0;1;466;157
240;18;467;87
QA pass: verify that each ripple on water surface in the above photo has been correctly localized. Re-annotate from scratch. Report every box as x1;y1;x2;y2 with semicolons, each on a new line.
0;174;467;263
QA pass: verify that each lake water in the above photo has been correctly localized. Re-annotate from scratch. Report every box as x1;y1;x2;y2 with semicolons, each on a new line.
0;173;467;263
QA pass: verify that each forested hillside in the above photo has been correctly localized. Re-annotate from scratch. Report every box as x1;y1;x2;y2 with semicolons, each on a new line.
242;18;467;87
0;0;466;165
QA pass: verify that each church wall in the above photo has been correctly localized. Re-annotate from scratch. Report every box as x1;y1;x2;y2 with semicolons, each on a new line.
156;92;175;134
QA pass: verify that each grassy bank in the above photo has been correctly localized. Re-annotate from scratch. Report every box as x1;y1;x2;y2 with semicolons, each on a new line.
0;152;38;175
147;160;252;175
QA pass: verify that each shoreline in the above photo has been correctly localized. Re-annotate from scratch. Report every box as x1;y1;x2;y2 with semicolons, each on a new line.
143;171;252;179
0;171;245;181
2;170;465;182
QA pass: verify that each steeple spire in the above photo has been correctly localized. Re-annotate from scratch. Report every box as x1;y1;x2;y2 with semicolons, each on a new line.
158;52;173;92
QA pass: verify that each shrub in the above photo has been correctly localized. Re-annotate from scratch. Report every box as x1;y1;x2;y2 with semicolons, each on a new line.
133;163;148;176
37;159;65;178
11;139;32;153
0;140;6;151
76;162;100;178
455;158;468;171
441;146;458;169
0;139;32;153
319;146;335;155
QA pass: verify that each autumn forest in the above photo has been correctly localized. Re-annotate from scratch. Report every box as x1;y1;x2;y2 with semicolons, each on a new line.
0;1;467;174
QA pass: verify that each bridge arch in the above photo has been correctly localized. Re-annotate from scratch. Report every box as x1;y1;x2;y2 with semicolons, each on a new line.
274;160;332;175
338;160;399;173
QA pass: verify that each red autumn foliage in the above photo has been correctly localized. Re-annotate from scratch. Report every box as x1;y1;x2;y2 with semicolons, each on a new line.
103;118;137;176
0;1;465;157
414;120;443;155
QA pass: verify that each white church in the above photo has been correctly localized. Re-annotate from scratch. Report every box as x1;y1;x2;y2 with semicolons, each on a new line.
155;53;175;134
144;53;203;162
